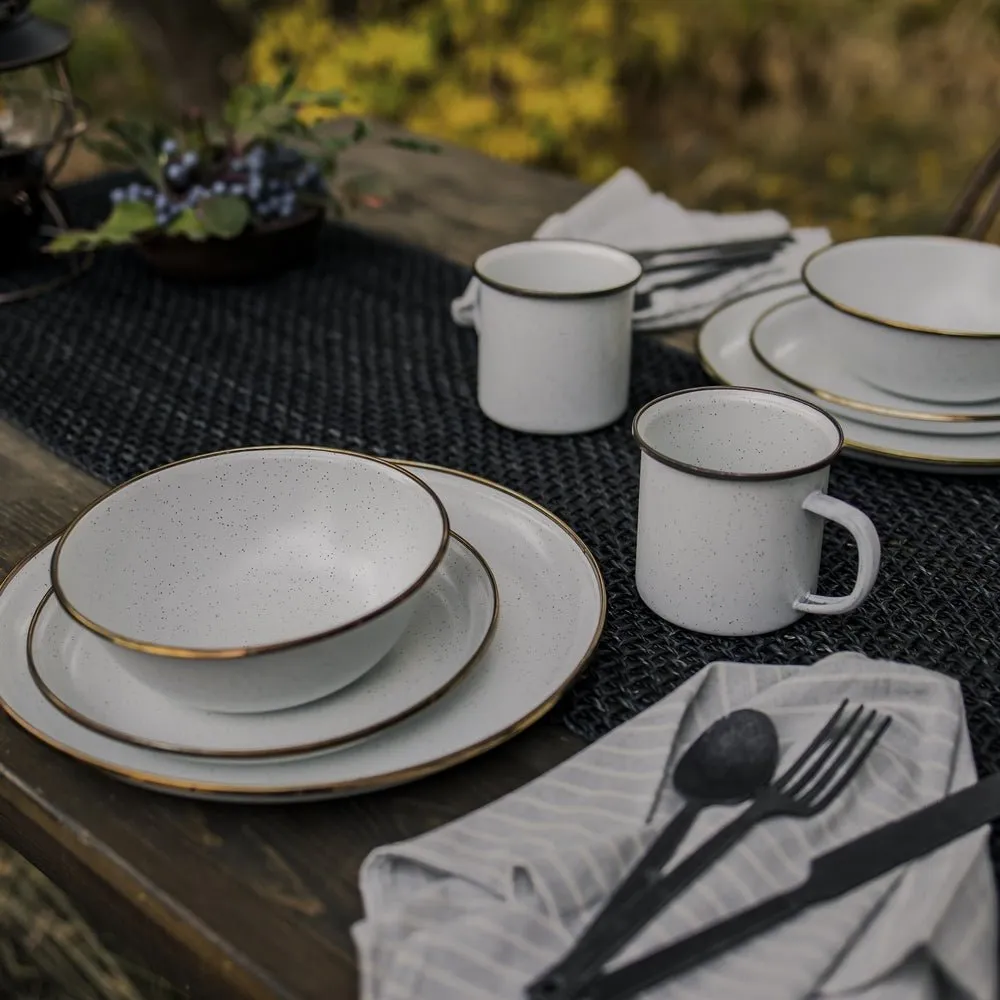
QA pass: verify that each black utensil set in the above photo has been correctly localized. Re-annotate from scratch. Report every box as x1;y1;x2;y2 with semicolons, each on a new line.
524;700;1000;1000
631;235;792;312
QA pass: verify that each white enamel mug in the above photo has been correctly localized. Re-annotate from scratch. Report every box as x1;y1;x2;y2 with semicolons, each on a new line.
633;386;881;636
471;239;642;434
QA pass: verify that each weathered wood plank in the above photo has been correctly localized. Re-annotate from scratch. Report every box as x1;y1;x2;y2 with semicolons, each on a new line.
342;121;589;266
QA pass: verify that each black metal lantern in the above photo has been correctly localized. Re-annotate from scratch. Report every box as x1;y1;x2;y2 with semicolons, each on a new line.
0;0;89;304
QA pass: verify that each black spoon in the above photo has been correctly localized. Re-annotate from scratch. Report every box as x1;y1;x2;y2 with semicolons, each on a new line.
527;709;780;1000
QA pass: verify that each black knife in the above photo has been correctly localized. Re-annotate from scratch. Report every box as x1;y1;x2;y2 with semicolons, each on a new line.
566;769;1000;1000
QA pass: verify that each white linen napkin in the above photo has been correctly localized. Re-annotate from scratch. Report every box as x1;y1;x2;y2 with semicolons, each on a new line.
450;168;832;331
352;653;997;1000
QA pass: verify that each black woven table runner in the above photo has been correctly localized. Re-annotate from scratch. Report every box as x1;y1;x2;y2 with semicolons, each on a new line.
2;174;1000;776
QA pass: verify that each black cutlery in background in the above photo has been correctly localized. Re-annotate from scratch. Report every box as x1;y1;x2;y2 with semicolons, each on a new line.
631;234;793;264
632;253;777;311
640;247;783;275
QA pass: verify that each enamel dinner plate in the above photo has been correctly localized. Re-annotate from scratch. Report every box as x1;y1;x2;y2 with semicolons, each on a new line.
0;463;606;800
697;283;1000;473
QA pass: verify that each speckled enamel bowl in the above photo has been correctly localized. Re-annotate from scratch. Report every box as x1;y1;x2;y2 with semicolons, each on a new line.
50;447;450;714
802;236;1000;405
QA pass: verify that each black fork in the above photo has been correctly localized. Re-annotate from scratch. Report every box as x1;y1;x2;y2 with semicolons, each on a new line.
526;700;891;1000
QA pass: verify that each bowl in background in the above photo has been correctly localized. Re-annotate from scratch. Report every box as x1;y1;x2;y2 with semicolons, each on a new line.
802;236;1000;404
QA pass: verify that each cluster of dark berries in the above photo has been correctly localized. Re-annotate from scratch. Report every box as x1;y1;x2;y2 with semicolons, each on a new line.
109;139;326;227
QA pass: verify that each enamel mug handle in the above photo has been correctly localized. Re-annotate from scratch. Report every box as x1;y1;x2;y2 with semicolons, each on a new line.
470;278;482;333
453;278;483;331
792;491;881;616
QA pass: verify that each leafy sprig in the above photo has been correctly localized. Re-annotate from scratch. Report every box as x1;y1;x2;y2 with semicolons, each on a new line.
47;64;439;255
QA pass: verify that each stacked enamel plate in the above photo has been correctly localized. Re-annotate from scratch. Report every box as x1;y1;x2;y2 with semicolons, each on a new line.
0;449;605;801
697;235;1000;473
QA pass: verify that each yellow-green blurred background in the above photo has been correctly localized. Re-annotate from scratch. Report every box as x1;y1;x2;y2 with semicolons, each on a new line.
41;0;1000;240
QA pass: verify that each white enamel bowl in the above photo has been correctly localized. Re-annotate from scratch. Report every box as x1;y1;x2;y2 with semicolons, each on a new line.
802;236;1000;405
50;447;450;714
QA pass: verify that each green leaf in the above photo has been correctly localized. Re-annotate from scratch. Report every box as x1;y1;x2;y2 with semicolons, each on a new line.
278;117;313;141
103;200;158;237
197;196;250;239
389;137;442;154
46;230;102;253
223;85;252;128
103;118;165;187
352;119;370;143
197;195;251;239
45;199;158;254
311;152;339;179
167;208;209;241
83;137;138;169
286;87;347;110
274;63;298;102
233;103;301;149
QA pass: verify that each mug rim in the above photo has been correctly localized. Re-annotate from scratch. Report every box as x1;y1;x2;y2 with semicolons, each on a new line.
472;238;643;301
632;385;845;481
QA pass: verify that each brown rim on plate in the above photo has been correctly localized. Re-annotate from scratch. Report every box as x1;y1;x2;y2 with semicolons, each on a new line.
49;446;451;661
748;294;1000;423
694;287;1000;468
801;236;1000;339
1;461;607;796
27;531;499;760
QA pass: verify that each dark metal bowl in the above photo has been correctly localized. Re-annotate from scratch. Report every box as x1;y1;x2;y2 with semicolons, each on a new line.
136;207;325;284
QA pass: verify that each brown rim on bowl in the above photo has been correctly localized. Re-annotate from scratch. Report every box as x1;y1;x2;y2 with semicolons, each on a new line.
49;446;451;661
801;236;1000;339
633;385;845;482
748;294;1000;423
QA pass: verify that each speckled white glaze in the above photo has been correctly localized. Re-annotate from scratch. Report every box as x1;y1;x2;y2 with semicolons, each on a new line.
28;533;497;758
750;294;1000;435
697;283;1000;473
1;464;605;799
802;236;1000;405
50;448;449;713
472;240;641;434
633;387;881;636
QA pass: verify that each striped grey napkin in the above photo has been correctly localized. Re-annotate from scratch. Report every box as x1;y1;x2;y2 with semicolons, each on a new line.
352;653;998;1000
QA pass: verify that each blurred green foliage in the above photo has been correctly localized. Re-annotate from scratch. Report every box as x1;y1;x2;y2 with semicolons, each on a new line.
41;0;1000;238
33;0;161;118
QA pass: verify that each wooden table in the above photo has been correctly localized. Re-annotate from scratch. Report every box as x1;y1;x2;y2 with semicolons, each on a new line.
0;127;692;1000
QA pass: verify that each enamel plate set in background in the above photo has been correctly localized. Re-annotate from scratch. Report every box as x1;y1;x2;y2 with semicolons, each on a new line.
698;235;1000;472
0;449;606;800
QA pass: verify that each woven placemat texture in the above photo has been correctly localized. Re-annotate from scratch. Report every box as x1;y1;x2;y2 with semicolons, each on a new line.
2;175;1000;783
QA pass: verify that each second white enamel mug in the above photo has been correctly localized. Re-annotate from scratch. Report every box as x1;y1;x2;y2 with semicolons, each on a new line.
633;386;881;636
471;239;642;434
